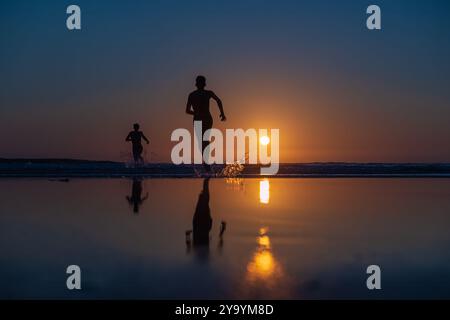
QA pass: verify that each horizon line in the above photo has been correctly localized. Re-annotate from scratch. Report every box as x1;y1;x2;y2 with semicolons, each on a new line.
1;158;450;165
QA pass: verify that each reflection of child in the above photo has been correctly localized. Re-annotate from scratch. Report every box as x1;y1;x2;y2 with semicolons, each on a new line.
126;179;149;214
125;123;149;163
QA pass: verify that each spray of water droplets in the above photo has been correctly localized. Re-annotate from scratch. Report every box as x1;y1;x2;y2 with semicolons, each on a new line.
220;161;245;177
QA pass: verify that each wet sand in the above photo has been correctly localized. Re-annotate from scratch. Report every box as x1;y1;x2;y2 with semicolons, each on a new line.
1;178;450;299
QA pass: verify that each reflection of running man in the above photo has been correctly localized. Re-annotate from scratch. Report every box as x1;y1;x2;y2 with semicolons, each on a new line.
185;178;227;258
125;123;149;164
185;76;226;171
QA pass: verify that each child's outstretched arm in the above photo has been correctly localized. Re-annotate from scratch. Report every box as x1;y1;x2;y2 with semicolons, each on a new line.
142;133;149;144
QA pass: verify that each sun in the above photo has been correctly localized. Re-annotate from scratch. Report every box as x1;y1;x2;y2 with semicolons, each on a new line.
260;135;270;146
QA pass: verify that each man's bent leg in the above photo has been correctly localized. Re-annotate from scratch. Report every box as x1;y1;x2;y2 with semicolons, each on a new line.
202;119;213;172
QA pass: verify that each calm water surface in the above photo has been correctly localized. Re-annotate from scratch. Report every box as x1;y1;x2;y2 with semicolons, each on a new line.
1;178;450;299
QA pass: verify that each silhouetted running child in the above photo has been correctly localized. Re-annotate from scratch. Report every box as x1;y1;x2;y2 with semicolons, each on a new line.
125;123;149;164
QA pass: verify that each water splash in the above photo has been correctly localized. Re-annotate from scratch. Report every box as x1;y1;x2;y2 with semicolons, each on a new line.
219;152;249;178
120;149;151;168
221;161;245;177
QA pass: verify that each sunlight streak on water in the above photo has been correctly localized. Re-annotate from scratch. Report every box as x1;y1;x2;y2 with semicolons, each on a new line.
259;179;270;204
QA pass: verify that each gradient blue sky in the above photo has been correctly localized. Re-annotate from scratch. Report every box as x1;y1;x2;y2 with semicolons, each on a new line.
1;0;450;162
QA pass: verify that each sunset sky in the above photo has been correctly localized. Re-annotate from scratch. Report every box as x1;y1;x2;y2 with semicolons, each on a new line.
1;0;450;163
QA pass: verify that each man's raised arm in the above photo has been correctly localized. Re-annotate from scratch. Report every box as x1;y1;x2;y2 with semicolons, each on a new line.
186;94;194;115
211;91;226;121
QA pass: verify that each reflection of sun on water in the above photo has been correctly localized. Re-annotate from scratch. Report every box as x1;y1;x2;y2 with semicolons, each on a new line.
238;184;293;298
250;250;274;278
245;227;283;284
259;179;270;204
258;234;270;248
248;228;274;278
239;227;291;298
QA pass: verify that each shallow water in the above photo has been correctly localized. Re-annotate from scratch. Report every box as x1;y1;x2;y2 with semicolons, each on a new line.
0;178;450;299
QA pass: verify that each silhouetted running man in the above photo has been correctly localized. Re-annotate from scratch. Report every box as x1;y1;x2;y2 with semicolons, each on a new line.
186;76;226;171
185;178;227;259
125;123;149;164
126;178;148;214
